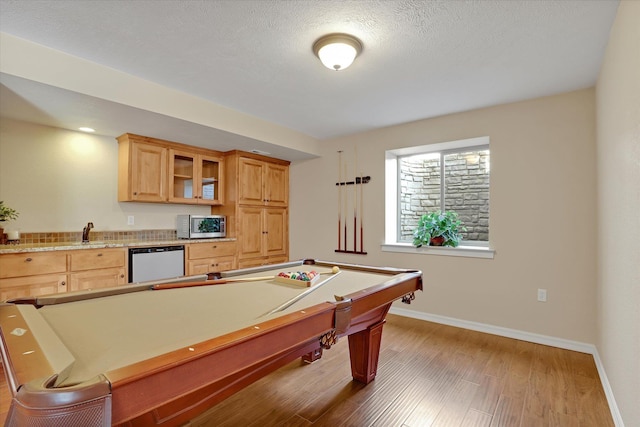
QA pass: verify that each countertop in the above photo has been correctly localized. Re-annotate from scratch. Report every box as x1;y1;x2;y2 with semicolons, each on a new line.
0;238;236;254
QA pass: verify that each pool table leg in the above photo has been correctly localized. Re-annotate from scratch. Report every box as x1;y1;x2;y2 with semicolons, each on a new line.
302;347;323;363
348;320;385;384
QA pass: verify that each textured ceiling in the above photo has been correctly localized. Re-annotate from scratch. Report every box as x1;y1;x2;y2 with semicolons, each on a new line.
0;0;619;156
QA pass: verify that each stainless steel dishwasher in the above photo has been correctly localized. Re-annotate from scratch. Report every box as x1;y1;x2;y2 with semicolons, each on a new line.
128;245;185;283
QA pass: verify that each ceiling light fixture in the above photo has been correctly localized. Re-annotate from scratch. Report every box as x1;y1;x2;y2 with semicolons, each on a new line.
78;127;95;133
313;33;363;71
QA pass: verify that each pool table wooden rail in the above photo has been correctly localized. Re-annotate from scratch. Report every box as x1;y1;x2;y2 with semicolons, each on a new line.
0;259;422;426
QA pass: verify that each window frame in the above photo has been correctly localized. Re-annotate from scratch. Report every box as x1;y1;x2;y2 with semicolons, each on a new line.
384;136;495;259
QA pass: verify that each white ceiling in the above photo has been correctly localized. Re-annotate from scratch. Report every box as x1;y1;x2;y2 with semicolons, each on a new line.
0;0;619;160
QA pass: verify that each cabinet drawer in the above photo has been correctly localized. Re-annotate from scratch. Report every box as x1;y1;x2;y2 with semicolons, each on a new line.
0;252;67;279
188;242;237;259
70;249;126;271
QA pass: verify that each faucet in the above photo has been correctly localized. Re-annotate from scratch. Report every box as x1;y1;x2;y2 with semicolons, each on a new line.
82;222;94;243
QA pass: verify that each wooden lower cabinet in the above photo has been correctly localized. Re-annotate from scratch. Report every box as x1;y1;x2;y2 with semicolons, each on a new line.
69;267;127;292
187;256;235;275
68;248;127;291
0;252;68;300
186;241;237;275
0;274;67;302
0;247;127;300
237;206;288;267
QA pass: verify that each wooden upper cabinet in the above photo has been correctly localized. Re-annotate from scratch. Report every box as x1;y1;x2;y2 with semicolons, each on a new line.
169;149;223;205
238;158;264;205
118;135;167;202
265;163;288;206
117;133;225;205
238;157;288;207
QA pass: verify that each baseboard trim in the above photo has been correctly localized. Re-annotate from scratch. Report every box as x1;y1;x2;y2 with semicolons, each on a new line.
388;306;625;427
590;348;626;427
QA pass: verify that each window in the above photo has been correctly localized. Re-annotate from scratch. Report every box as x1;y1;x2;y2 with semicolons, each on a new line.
385;136;490;248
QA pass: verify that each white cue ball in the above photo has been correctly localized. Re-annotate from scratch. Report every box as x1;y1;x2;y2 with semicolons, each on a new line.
332;266;340;274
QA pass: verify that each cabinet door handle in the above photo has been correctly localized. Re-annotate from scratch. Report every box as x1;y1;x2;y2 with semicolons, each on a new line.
120;274;125;278
25;257;33;262
61;281;66;286
97;253;103;257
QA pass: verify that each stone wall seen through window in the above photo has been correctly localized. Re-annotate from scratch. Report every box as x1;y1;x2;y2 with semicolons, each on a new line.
400;150;489;242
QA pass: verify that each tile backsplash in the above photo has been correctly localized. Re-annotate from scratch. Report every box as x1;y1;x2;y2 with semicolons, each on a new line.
16;229;177;244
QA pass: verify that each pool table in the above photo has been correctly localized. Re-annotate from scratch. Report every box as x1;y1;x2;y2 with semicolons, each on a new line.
0;259;422;426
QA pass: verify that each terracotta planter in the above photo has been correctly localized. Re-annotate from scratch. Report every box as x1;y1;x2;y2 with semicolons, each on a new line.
430;236;445;246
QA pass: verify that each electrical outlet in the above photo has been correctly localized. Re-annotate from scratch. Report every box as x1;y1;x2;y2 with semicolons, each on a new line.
127;216;134;225
537;288;547;302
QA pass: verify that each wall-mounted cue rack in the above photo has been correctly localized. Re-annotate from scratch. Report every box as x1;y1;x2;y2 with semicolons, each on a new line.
335;150;369;255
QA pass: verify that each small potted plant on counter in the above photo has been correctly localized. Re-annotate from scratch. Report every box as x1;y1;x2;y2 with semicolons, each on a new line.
0;201;20;244
412;211;465;248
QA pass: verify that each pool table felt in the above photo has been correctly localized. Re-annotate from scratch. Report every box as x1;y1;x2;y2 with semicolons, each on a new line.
38;268;392;386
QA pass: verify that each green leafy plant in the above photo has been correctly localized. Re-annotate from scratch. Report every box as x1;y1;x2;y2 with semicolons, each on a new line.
0;201;19;222
412;211;466;248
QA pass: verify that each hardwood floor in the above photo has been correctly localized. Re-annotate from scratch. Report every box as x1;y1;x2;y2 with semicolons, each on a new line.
0;315;614;426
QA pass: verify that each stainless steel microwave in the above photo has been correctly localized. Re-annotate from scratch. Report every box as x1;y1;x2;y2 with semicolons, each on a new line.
177;215;226;239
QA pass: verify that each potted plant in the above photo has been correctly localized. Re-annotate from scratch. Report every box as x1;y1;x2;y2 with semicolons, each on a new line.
0;201;20;243
412;211;465;248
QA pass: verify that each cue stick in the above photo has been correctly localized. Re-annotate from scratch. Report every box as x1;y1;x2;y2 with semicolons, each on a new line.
353;146;357;252
261;271;343;316
360;171;364;252
151;276;275;290
338;151;343;251
343;162;348;251
152;271;339;290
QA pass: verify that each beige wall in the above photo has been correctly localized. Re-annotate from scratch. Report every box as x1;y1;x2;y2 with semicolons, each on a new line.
596;1;640;425
290;89;597;344
0;118;210;232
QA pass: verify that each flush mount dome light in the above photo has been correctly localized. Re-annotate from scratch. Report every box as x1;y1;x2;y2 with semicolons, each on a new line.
313;33;363;71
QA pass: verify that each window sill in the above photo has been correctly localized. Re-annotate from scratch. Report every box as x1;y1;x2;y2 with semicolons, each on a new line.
381;243;495;259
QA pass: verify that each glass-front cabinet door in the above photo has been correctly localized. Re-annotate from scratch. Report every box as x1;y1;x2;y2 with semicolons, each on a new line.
169;149;223;205
199;155;222;204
